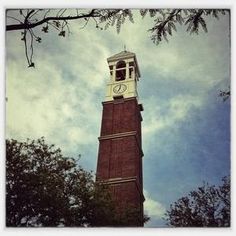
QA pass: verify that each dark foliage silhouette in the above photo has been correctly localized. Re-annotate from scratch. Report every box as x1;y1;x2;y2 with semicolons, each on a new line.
6;138;149;227
165;176;230;227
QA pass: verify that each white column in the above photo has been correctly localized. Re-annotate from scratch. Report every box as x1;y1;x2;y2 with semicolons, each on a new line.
126;61;129;80
112;65;116;81
131;67;135;80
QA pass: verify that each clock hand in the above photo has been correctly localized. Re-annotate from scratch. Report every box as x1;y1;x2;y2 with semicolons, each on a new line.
117;84;121;92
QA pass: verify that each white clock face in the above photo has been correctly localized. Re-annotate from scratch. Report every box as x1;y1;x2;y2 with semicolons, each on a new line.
113;84;127;94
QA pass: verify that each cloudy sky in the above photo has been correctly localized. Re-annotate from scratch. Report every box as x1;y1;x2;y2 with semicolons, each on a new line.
6;9;230;227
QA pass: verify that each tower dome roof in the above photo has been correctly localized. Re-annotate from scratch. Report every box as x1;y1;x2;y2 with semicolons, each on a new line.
107;50;136;62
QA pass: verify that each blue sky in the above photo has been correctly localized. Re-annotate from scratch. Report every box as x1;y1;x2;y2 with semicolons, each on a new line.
6;10;230;227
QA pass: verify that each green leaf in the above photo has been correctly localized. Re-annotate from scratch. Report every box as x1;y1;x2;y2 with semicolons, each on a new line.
58;31;66;37
36;37;42;43
140;9;148;18
167;23;172;35
28;62;35;68
53;20;61;28
42;25;48;33
169;21;177;31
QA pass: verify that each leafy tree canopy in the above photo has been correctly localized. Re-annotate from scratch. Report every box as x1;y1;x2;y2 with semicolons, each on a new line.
6;137;148;227
165;176;230;227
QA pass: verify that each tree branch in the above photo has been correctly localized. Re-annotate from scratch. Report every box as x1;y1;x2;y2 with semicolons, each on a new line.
24;10;35;23
6;15;23;24
6;9;98;31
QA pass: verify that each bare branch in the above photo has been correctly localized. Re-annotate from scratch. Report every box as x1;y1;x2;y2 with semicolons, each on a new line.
6;15;23;24
56;9;64;17
29;31;34;65
43;9;51;19
47;22;59;31
6;9;98;31
58;9;67;17
79;17;90;29
63;20;71;35
20;9;26;18
28;9;41;19
29;28;39;40
24;10;35;23
23;30;30;66
92;16;99;27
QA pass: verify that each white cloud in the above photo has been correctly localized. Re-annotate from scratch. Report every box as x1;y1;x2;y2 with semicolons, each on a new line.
143;95;202;136
144;189;166;219
6;52;102;152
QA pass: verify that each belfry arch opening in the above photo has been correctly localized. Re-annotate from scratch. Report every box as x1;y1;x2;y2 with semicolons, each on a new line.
116;60;126;81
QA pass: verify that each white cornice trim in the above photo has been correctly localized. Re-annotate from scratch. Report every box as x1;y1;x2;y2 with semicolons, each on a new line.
98;176;145;202
98;131;144;157
98;131;137;140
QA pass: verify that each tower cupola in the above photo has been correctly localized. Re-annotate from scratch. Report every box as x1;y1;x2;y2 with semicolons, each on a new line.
105;50;141;101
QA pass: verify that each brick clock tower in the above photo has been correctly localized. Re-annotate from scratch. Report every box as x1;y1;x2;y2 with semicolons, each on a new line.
96;50;145;226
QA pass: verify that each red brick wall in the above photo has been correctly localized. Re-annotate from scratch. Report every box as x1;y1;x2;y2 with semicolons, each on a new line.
97;136;142;180
96;97;144;226
100;98;142;139
109;181;144;226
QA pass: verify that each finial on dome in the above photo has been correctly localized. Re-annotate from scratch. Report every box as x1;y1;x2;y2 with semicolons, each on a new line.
124;44;127;52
